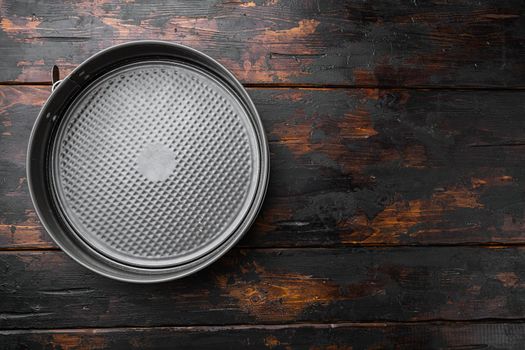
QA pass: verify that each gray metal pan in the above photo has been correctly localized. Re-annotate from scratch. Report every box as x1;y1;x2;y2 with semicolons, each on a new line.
27;41;269;283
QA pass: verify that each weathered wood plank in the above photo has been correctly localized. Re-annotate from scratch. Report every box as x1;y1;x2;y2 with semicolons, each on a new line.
0;0;524;87
2;86;525;248
2;323;525;349
1;247;525;328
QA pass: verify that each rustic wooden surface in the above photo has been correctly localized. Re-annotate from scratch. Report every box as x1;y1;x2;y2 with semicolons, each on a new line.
1;0;525;349
2;323;525;349
1;0;525;87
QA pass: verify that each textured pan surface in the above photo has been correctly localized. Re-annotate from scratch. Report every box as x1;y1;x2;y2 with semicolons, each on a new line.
51;60;260;268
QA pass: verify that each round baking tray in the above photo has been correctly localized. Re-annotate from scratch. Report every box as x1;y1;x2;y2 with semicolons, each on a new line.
27;41;269;283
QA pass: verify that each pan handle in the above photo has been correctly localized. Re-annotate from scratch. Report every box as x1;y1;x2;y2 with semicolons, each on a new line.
51;65;62;91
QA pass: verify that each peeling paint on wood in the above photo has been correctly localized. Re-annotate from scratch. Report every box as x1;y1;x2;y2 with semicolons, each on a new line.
2;86;525;249
1;323;524;350
0;0;524;86
1;1;525;345
2;248;525;328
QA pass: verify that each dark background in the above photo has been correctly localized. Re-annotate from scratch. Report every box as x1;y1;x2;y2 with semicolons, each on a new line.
1;0;525;348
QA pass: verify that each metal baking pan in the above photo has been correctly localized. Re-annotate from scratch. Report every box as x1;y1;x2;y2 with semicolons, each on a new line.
27;41;269;283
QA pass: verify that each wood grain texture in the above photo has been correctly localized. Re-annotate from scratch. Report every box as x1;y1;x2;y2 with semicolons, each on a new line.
2;86;525;249
2;247;525;329
2;323;525;349
0;0;524;87
2;1;525;347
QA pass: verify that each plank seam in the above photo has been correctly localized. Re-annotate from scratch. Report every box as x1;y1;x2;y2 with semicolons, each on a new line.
2;81;525;91
0;242;524;252
3;319;525;334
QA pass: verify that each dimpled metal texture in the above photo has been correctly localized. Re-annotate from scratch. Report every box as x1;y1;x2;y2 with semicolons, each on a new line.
51;60;260;268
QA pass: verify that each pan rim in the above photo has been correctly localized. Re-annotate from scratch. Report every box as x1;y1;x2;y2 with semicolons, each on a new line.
27;40;270;283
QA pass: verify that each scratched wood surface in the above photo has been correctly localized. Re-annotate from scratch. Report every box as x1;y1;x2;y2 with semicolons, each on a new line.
3;247;525;329
1;0;525;349
0;0;524;87
3;86;525;250
2;323;525;349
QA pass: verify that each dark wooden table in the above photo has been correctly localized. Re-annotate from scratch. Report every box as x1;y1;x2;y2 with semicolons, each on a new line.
1;0;525;349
